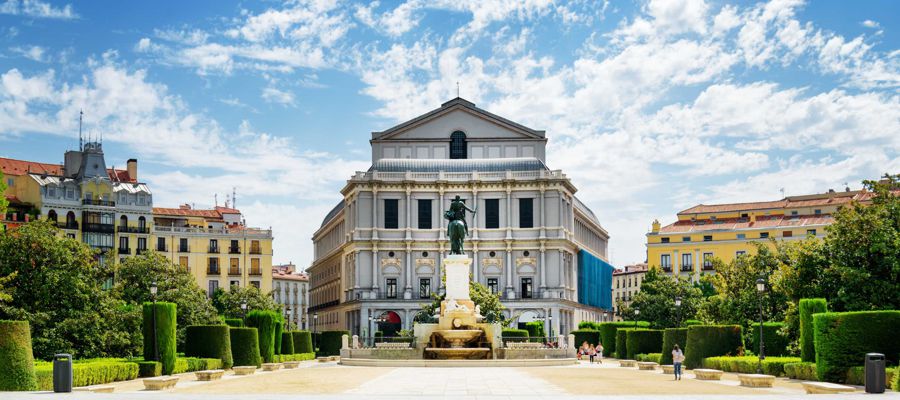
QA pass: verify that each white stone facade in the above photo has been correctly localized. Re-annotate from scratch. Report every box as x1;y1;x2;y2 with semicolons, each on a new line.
273;264;309;330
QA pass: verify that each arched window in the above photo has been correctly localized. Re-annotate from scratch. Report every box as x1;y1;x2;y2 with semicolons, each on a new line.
449;131;467;159
138;216;146;230
66;211;76;227
47;210;58;222
119;215;128;229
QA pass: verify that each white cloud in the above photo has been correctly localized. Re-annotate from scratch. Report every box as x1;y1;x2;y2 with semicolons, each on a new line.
10;45;46;62
861;20;879;29
261;86;296;107
0;0;77;19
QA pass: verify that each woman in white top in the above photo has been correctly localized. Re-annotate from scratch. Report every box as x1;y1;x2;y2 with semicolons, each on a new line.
672;344;685;380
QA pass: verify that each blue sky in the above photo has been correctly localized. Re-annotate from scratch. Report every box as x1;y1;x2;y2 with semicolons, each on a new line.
1;0;898;268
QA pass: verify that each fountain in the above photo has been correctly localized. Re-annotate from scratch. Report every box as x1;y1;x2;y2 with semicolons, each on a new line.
423;254;493;360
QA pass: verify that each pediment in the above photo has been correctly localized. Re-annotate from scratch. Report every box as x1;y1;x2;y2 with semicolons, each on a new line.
372;99;545;142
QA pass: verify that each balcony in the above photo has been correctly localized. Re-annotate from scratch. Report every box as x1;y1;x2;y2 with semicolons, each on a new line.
228;267;241;276
207;266;220;275
57;221;79;230
249;248;261;255
118;247;131;255
178;246;190;253
702;263;715;271
351;169;568;184
136;248;148;255
229;246;241;254
662;266;672;272
156;245;167;252
208;246;220;254
249;268;262;276
83;223;115;234
680;264;694;272
152;225;272;238
118;226;150;234
82;199;115;207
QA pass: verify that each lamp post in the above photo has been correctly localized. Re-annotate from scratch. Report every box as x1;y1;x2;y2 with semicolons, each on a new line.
284;307;291;330
674;296;682;327
548;314;553;340
150;280;159;363
240;301;248;320
633;308;640;328
756;277;767;374
368;316;373;347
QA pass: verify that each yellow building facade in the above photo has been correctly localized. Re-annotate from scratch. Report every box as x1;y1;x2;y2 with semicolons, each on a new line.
647;189;873;279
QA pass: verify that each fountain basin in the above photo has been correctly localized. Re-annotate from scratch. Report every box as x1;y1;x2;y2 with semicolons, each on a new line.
433;329;482;348
425;347;492;360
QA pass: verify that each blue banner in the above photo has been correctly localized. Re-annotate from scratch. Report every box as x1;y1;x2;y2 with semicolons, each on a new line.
577;250;613;310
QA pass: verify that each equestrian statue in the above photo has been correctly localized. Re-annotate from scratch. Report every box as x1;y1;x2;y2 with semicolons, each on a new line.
445;195;476;255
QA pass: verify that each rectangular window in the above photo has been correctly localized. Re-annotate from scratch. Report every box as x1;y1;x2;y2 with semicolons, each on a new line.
682;236;690;242
384;199;399;229
703;235;713;241
807;229;816;236
737;233;746;239
814;209;822;215
487;278;499;294
250;240;260;254
791;210;798;216
209;239;219;253
419;278;431;299
661;237;670;243
251;258;260;275
681;253;692;269
230;280;240;288
386;278;397;299
157;237;166;251
485;199;500;229
250;281;260;289
783;230;793;237
660;254;671;268
137;237;146;251
703;253;713;268
230;258;240;275
760;232;769;239
208;280;218;296
230;239;239;253
208;257;219;274
179;238;189;252
179;257;188;270
417;199;432;229
736;251;747;257
518;198;534;228
521;277;533;299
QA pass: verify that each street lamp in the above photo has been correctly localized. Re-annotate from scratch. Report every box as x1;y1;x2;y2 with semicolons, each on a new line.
313;313;319;352
368;316;373;347
240;301;248;319
284;307;291;330
548;314;553;340
633;308;640;328
150;281;159;363
756;277;767;373
675;296;682;327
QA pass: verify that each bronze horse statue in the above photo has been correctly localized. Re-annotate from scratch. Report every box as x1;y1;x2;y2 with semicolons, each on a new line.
445;195;475;255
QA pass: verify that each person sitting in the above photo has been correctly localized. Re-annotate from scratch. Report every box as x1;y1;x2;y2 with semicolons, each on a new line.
588;344;597;364
597;341;604;364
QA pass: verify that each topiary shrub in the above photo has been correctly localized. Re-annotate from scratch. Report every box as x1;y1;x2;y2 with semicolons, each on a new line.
273;316;284;355
245;310;279;363
502;328;529;343
142;302;177;375
748;322;790;357
571;329;600;347
813;311;900;383
702;356;800;376
0;320;37;391
636;353;662;363
660;328;688;365
319;331;349;356
138;361;161;377
524;321;545;339
229;327;261;367
683;319;702;326
293;331;313;354
893;366;899;392
185;325;233;369
684;325;743;369
626;329;663;360
799;298;827;362
171;358;189;374
224;318;244;328
615;328;635;359
598;322;650;356
578;321;600;330
784;361;817;381
281;332;295;355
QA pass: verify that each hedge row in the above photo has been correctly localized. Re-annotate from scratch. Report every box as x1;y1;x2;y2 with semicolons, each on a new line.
702;356;801;376
172;357;223;374
138;361;161;377
813;311;900;383
276;352;316;362
319;331;350;356
598;322;649;356
799;298;827;362
185;325;233;369
660;328;688;365
615;328;635;359
683;319;703;326
524;321;545;338
636;353;662;363
34;361;138;390
784;361;817;381
845;366;896;389
224;318;244;327
748;322;790;357
246;310;279;363
684;325;743;369
502;328;530;343
230;327;261;367
142;302;177;375
626;329;663;360
0;320;37;391
293;331;314;354
281;332;295;354
894;367;899;392
571;329;600;347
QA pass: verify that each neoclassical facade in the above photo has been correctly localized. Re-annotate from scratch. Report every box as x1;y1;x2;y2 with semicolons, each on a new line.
308;98;612;338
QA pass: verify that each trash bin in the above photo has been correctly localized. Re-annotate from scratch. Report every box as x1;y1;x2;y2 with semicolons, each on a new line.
53;353;72;393
865;353;885;394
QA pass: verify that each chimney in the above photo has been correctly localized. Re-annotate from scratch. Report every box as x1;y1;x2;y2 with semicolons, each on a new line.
180;203;191;210
126;159;137;181
651;219;661;233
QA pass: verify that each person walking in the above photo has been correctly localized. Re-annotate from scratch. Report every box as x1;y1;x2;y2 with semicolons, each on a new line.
672;344;685;380
588;344;596;364
597;341;604;364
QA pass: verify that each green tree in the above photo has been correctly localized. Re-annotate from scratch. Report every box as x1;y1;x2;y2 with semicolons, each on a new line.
113;252;219;349
0;170;7;216
415;281;512;326
628;268;703;328
211;285;281;319
0;271;16;304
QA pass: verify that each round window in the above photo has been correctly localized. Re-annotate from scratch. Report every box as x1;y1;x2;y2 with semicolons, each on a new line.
489;251;496;257
422;251;428;257
388;251;395;257
524;250;530;257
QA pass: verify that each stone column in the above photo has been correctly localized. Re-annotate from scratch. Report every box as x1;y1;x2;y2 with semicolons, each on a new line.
539;184;546;239
505;241;514;298
353;251;360;289
472;242;479;282
539;241;547;291
405;186;412;240
371;247;379;293
438;186;445;240
372;187;379;240
404;245;412;299
352;334;359;349
341;334;349;350
505;185;512;240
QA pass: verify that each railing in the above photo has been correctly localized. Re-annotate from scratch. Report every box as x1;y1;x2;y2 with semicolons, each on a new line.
228;268;241;276
156;245;167;252
118;247;130;255
83;223;115;234
702;263;715;271
207;266;220;275
249;248;261;254
178;246;190;253
309;300;339;312
82;199;115;207
680;264;693;272
351;169;568;183
118;226;150;234
229;246;241;254
662;266;672;272
57;222;79;230
249;268;262;276
208;247;220;254
356;336;416;349
136;248;148;255
153;225;272;238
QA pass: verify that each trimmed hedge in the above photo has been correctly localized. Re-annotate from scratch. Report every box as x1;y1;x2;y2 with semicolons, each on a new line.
274;316;284;355
636;353;662;363
684;319;702;327
799;298;827;362
293;331;313;354
813;311;900;383
34;360;139;390
784;361;817;381
171;357;223;374
598;321;650;356
571;329;600;347
224;318;244;327
626;329;663;360
502;328;529;343
0;320;37;391
230;327;262;367
702;356;801;376
246;310;279;363
748;322;790;357
893;366;899;392
138;361;161;377
524;321;545;338
281;332;295;354
185;325;233;369
845;366;896;388
660;328;688;365
319;330;350;356
684;325;743;369
276;352;315;362
615;328;635;359
142;302;177;375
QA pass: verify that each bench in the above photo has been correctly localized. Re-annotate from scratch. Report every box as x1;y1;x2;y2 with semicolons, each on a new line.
195;369;225;381
261;363;282;371
232;366;257;375
738;373;776;388
74;385;115;393
637;362;659;371
618;360;637;368
661;365;675;374
283;361;301;369
143;376;178;390
693;369;723;380
801;382;856;394
317;357;329;363
328;356;340;362
375;342;411;349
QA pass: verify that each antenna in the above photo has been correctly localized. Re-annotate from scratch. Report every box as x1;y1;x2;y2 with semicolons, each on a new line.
78;109;83;150
779;188;785;198
232;187;236;209
456;81;460;98
215;193;218;207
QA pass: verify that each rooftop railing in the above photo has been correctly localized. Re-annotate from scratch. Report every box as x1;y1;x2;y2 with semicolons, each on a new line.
351;169;568;183
153;225;272;238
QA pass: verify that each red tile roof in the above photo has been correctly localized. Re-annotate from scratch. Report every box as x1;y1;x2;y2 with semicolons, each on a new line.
215;206;241;214
659;214;834;234
152;207;223;219
0;157;135;182
678;191;869;215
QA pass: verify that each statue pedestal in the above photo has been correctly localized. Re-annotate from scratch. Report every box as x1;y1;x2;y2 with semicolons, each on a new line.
443;255;471;301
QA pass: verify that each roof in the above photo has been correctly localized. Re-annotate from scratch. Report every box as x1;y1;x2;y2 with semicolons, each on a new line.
614;263;648;275
370;157;549;173
678;191;867;215
0;156;136;182
273;272;309;282
371;97;545;140
573;196;602;227
658;214;835;234
153;207;224;219
215;206;241;214
320;200;345;228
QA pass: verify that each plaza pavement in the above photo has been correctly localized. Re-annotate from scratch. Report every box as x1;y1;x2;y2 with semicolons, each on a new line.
5;358;900;399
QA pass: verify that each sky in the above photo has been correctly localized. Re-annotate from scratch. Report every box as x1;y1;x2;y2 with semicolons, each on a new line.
1;0;898;269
